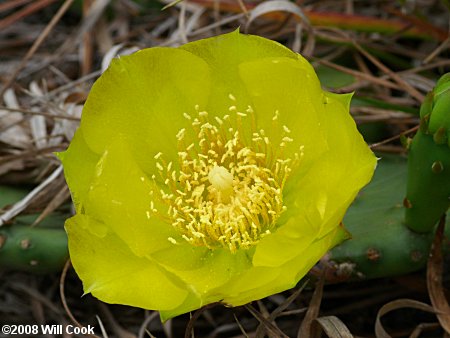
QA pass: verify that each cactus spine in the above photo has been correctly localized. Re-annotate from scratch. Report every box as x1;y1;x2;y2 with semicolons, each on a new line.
404;73;450;233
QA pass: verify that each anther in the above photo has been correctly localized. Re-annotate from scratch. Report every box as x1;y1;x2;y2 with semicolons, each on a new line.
153;102;297;252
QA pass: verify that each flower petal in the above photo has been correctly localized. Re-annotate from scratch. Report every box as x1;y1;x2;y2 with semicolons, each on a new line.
247;76;375;268
152;245;250;299
252;213;318;267
222;224;349;307
180;30;297;116
271;224;349;290
79;47;212;173
66;214;189;311
85;136;179;256
287;91;377;239
219;265;281;306
159;291;203;322
238;56;328;167
57;129;100;213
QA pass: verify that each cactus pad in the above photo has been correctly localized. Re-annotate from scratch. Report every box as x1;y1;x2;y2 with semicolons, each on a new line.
405;73;450;233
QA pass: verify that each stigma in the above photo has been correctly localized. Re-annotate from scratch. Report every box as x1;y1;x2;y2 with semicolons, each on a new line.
208;166;233;203
150;97;303;253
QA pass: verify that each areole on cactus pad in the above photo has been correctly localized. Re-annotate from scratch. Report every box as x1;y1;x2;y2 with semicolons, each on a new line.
58;30;376;320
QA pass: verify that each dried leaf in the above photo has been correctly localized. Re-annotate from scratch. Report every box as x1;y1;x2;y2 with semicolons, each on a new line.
298;277;324;338
0;159;25;177
0;88;29;148
61;103;82;141
375;299;436;338
32;185;70;226
409;323;441;338
245;304;289;338
245;0;310;33
28;81;48;149
427;215;450;334
0;166;63;225
101;44;141;74
314;316;353;338
255;285;306;337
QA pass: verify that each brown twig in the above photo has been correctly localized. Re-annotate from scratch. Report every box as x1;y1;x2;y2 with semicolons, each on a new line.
59;259;101;338
0;0;75;99
427;214;450;334
297;277;325;338
0;0;58;31
315;58;399;90
0;0;33;13
351;40;425;102
0;106;81;121
370;125;419;149
81;0;95;76
184;302;222;338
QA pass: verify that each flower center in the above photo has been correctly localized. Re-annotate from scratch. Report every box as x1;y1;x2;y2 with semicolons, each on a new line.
150;97;303;252
208;165;234;203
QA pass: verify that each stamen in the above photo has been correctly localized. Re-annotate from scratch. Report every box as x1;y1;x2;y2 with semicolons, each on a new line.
272;110;279;121
151;101;301;253
176;129;186;140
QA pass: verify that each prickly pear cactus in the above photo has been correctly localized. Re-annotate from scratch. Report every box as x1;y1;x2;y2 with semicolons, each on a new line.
0;185;69;272
404;73;450;233
0;225;68;273
328;156;449;280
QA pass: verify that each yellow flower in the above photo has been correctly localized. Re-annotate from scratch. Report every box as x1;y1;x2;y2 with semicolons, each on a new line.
59;30;376;320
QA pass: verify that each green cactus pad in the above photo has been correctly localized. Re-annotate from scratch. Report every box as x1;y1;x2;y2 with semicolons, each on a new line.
405;132;450;232
0;224;68;273
329;155;449;280
405;73;450;233
1;185;69;273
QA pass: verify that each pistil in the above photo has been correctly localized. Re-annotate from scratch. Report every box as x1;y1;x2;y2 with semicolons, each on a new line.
208;165;234;203
150;97;303;252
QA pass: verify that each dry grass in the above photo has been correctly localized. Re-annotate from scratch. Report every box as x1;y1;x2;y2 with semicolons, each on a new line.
0;0;449;337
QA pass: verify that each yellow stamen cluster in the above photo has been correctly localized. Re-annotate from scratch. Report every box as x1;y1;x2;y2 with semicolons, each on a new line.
151;99;302;253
